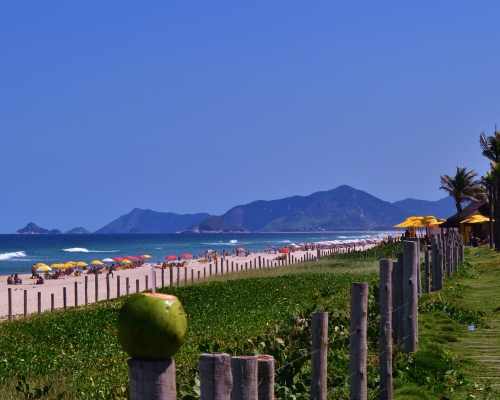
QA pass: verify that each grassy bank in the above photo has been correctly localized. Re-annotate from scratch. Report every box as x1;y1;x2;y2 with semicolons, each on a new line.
1;245;500;399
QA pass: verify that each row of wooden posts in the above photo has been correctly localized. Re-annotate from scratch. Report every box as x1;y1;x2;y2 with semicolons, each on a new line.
127;233;465;400
7;251;326;321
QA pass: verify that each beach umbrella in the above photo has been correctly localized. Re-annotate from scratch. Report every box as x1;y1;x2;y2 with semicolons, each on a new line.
121;259;132;264
102;258;115;262
236;247;245;252
166;255;177;260
113;257;124;262
65;261;77;266
35;262;48;268
461;215;493;224
142;254;152;258
279;248;290;253
76;262;88;267
180;253;193;259
91;260;104;265
36;265;52;273
126;256;140;261
49;263;65;269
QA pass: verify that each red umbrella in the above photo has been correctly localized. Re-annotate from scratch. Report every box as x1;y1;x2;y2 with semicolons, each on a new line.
236;247;245;252
128;257;141;261
137;255;147;259
166;255;177;260
113;257;124;262
180;253;193;259
279;248;290;253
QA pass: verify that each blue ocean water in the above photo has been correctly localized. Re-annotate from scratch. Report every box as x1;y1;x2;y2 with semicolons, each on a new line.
0;231;396;275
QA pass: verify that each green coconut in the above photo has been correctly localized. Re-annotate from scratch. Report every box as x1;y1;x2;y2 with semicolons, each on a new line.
116;293;187;360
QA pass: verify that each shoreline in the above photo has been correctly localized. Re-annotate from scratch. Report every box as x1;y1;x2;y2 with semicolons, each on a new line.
0;244;378;319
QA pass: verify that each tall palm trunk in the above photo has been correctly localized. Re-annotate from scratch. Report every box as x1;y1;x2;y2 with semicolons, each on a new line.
495;175;500;250
489;189;494;248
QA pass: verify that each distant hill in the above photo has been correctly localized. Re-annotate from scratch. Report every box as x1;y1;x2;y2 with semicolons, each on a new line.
65;227;91;234
14;222;61;234
392;197;457;219
220;185;409;231
184;216;249;233
94;208;212;234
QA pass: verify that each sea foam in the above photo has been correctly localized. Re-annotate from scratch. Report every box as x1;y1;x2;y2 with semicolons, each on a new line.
0;251;27;261
62;248;119;253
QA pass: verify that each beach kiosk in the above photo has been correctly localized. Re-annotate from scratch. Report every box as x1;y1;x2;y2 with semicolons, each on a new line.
441;199;492;245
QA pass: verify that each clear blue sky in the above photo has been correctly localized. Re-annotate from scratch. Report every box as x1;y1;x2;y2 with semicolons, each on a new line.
1;1;498;233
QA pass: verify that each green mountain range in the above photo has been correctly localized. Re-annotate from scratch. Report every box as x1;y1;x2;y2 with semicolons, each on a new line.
219;185;411;231
15;186;457;234
94;209;211;234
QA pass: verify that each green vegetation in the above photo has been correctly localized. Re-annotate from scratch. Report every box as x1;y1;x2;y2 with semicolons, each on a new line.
1;245;500;399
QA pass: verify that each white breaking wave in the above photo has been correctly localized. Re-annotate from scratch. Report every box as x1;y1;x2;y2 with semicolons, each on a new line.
0;251;27;261
229;240;238;243
62;248;120;253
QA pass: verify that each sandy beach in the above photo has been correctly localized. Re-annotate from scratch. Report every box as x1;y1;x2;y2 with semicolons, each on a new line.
0;249;331;319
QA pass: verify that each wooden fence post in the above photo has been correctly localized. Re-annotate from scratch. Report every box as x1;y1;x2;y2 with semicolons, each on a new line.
51;293;54;311
63;287;67;310
454;244;459;272
162;267;165;288
392;253;404;346
136;279;140;293
170;265;173;287
310;312;328;400
446;244;451;277
38;292;42;314
107;274;111;300
23;290;28;317
177;266;180;287
95;270;99;302
146;275;149;291
128;358;176;400
403;241;418;354
126;277;130;295
257;355;274;400
380;259;393;400
8;288;12;321
75;281;78;307
184;268;188;286
231;356;258;400
199;353;232;400
85;276;88;306
191;269;194;285
117;276;121;298
350;282;368;400
198;271;200;282
425;248;430;294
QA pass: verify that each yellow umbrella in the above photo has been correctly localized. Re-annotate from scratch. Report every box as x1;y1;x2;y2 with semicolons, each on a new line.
91;260;103;265
461;215;493;224
50;263;65;269
35;265;52;273
121;259;132;264
142;254;152;258
35;262;48;268
75;261;88;267
393;216;424;228
65;261;77;266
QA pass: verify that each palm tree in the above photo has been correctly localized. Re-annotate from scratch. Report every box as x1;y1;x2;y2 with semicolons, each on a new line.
482;171;494;247
440;167;484;235
479;130;500;248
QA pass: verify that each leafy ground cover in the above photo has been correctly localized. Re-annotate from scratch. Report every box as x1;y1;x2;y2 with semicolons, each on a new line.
1;244;500;399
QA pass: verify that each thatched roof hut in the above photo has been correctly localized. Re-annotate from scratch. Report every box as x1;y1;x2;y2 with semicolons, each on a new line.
441;199;490;228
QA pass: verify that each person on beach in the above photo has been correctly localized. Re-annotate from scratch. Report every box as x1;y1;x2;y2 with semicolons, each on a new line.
7;275;13;285
14;274;22;285
31;264;36;278
36;276;44;284
108;264;114;278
